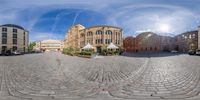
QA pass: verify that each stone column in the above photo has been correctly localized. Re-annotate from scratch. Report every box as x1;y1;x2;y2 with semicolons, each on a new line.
198;26;200;50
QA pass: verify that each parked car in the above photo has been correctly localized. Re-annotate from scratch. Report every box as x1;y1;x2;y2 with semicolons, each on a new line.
12;51;22;55
188;50;196;55
171;50;178;53
196;49;200;55
5;50;12;56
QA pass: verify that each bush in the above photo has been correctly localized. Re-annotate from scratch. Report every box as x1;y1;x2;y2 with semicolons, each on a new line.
100;48;124;56
79;50;94;56
62;47;80;56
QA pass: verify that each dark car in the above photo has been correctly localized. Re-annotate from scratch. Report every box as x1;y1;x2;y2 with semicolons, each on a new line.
188;50;196;55
5;50;12;56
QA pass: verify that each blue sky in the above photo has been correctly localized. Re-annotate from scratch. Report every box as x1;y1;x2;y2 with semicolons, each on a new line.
0;0;200;41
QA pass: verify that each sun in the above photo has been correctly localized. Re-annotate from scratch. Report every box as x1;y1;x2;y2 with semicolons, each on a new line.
159;23;170;33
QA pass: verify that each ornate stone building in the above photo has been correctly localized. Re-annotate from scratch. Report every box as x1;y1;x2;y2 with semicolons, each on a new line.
64;24;123;52
0;24;29;54
64;24;85;49
174;31;198;52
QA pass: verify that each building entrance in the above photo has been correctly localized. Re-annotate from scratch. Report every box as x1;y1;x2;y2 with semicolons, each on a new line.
1;46;7;55
96;46;102;53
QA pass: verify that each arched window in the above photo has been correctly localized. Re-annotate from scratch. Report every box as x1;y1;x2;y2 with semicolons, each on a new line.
96;30;103;35
106;30;112;35
87;31;93;36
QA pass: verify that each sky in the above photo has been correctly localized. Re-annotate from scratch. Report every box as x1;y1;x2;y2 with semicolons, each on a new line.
0;0;200;42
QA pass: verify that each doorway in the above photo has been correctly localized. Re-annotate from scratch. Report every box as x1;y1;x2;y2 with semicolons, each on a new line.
1;46;7;55
96;46;102;53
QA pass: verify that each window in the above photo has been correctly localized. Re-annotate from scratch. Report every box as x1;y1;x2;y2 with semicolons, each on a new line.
2;39;7;44
98;39;100;44
23;47;25;52
100;39;103;44
2;46;7;50
13;46;17;51
87;32;93;36
13;39;17;44
96;30;103;35
24;36;26;45
107;39;111;44
189;35;192;39
13;29;17;33
2;33;7;38
192;34;196;38
2;28;6;32
106;30;112;35
13;34;17;38
96;39;98;44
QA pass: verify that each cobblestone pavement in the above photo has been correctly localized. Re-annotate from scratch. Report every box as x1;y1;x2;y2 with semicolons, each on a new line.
0;52;200;100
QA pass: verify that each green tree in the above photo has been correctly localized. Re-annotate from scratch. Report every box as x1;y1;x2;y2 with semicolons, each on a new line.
28;42;36;51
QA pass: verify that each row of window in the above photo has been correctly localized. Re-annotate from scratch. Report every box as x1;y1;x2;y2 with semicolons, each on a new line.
1;46;17;50
86;30;117;36
2;28;18;33
1;46;26;52
181;34;196;39
2;39;17;44
2;33;17;38
126;47;158;51
1;32;26;45
95;39;113;44
86;39;120;45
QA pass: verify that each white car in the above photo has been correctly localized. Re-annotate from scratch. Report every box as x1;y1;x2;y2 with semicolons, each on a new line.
171;50;178;53
196;50;200;55
12;51;22;55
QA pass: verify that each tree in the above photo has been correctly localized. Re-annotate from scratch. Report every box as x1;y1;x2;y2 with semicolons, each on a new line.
28;42;36;51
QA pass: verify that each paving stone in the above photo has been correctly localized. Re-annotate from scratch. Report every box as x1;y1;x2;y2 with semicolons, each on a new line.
0;53;200;100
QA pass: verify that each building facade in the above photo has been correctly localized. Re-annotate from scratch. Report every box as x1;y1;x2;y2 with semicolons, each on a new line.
0;24;29;54
34;40;64;52
64;24;123;52
123;36;137;52
123;32;173;52
198;27;200;49
174;31;198;52
64;24;85;49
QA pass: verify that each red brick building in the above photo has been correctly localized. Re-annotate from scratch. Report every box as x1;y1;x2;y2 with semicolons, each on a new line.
123;32;173;52
123;36;137;52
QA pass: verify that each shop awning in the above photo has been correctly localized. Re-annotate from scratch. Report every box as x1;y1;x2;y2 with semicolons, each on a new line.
82;43;94;49
107;43;119;49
